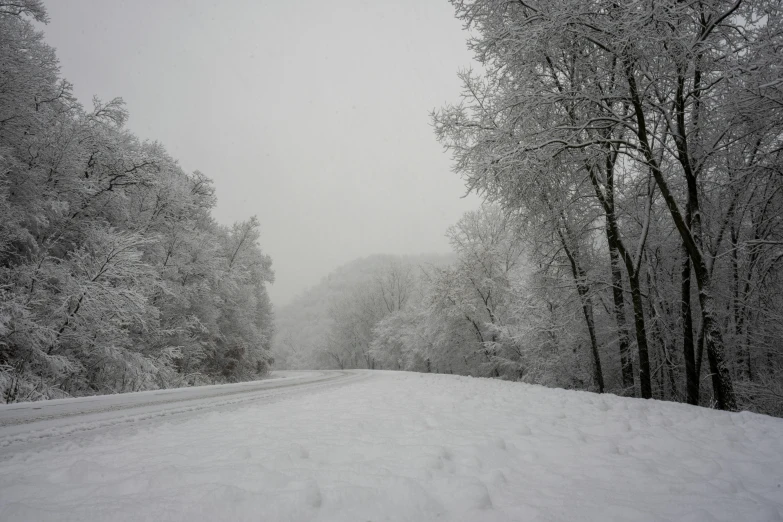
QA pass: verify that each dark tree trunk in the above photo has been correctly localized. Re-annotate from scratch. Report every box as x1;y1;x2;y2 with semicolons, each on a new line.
681;246;699;404
607;223;634;390
555;224;605;393
566;257;604;393
577;283;604;394
585;163;645;397
647;270;679;401
698;283;738;411
628;272;651;399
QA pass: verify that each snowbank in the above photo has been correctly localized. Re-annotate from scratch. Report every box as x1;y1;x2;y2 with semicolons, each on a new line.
1;371;781;521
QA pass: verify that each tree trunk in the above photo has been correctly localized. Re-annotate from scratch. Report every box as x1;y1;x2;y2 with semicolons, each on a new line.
628;271;651;399
585;163;644;397
697;282;738;411
550;215;605;394
647;270;679;401
681;245;699;404
577;284;604;394
606;223;634;390
558;229;604;393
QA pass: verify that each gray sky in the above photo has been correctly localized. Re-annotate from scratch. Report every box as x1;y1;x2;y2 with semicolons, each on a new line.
42;0;480;306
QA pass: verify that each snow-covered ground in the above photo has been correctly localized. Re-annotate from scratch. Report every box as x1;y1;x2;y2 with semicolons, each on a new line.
1;371;781;521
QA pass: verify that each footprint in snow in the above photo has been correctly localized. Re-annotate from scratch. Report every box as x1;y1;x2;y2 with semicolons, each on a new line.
432;447;456;473
490;470;507;485
453;480;493;511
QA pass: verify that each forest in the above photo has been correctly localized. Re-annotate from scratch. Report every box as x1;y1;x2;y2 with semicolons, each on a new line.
276;0;783;417
0;1;276;401
1;2;781;520
2;0;782;418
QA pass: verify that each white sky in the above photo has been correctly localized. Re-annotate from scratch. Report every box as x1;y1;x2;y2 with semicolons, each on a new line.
41;0;480;306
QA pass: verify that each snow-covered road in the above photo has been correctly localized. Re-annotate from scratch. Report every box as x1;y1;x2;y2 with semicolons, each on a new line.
0;370;363;451
1;371;782;521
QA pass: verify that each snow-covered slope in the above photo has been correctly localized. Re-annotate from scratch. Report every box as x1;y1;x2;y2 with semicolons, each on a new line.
1;371;781;521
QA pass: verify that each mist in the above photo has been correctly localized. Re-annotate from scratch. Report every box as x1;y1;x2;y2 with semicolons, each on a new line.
41;0;481;306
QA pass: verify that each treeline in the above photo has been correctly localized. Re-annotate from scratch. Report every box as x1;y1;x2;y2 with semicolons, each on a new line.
284;0;783;416
0;1;275;401
276;210;582;385
273;254;453;370
432;0;783;415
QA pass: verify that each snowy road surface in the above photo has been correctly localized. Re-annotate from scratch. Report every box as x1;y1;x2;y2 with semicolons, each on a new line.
0;370;358;449
1;371;782;521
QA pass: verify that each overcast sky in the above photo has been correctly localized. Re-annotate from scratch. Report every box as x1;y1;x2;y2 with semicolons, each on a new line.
42;0;480;306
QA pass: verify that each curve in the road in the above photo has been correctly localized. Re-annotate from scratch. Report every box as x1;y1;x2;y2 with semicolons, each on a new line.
0;370;367;452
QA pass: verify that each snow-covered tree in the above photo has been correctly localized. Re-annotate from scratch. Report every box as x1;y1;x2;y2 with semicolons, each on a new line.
0;3;276;401
434;0;783;412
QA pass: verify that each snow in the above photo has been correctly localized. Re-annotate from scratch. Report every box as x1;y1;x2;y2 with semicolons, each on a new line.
0;371;343;448
1;371;781;521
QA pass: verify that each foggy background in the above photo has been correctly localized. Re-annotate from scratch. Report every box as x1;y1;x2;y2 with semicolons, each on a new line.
41;0;480;306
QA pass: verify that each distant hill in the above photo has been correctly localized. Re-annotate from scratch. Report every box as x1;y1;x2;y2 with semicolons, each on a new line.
272;253;454;370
